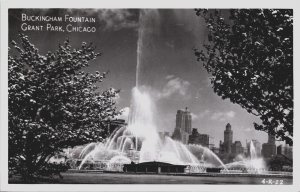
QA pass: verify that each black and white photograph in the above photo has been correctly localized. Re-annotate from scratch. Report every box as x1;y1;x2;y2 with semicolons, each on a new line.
0;0;298;191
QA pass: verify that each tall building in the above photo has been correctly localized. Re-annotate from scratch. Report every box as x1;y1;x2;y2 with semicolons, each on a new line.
284;145;293;160
175;107;192;134
232;141;244;156
224;123;233;154
172;107;192;144
261;133;277;158
279;144;293;160
277;145;282;155
199;134;209;147
218;123;248;162
188;128;209;147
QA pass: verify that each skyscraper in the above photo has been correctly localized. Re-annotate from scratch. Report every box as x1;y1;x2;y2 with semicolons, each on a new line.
232;141;244;156
188;128;209;147
224;123;233;153
261;133;277;158
175;107;192;134
172;107;192;144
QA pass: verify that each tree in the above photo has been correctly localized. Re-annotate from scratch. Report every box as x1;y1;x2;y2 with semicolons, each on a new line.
9;34;120;181
194;9;293;145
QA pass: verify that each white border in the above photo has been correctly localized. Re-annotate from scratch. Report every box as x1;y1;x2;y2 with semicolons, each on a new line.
1;0;299;191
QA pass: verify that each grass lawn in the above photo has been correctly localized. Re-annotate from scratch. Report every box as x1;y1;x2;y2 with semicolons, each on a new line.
9;172;293;184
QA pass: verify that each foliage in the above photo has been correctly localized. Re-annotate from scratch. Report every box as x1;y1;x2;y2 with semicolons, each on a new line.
8;34;120;180
194;9;293;145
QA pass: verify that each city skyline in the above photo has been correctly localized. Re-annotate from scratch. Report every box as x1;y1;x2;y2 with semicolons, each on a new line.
9;9;268;147
141;106;270;147
157;107;286;148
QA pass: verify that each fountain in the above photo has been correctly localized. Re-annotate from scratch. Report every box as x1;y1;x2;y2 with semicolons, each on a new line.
63;10;268;175
66;85;226;172
63;10;228;173
224;140;266;173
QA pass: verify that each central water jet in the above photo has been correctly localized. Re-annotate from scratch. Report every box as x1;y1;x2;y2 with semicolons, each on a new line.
69;9;228;172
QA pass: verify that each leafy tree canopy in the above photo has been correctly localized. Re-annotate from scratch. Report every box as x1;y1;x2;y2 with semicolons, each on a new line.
9;34;120;180
194;9;293;145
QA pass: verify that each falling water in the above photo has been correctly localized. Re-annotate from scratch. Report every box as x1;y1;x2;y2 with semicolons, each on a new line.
224;140;266;173
187;144;227;169
250;140;257;159
69;9;230;173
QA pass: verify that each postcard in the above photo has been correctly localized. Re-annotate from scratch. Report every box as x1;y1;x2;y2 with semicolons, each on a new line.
0;0;298;191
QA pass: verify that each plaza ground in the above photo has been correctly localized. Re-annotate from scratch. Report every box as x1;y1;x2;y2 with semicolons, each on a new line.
10;171;293;184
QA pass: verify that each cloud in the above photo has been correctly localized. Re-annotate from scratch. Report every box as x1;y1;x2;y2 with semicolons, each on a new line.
226;111;236;118
165;74;175;80
156;75;191;99
210;111;236;122
191;112;199;120
244;127;252;132
198;109;210;119
97;9;138;31
66;9;138;31
192;110;235;122
195;87;204;100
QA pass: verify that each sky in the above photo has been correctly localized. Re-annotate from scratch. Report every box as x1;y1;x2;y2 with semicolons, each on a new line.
8;9;268;147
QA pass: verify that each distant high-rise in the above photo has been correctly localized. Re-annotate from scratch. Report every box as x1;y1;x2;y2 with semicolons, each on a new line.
277;145;282;155
261;133;276;158
172;107;192;144
188;128;209;147
232;141;244;156
224;123;233;153
277;144;293;160
283;144;293;160
175;107;192;134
